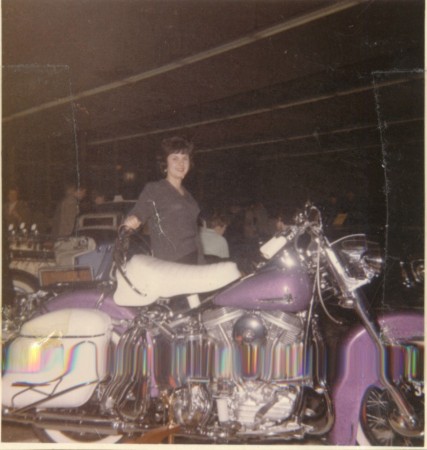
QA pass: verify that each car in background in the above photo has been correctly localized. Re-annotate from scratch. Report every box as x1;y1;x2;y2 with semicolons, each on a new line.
8;197;150;294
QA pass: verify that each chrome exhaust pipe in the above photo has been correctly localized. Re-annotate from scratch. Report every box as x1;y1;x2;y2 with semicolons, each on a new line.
3;410;150;435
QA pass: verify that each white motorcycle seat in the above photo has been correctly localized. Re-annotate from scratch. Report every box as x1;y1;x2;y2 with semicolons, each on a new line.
114;254;241;307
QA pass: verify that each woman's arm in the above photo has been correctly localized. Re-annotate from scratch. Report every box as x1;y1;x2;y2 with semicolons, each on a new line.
123;182;155;230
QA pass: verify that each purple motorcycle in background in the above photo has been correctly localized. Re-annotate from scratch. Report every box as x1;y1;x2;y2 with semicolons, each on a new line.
2;204;424;445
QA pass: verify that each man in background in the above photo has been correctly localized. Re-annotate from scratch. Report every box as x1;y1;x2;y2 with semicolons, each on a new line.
200;209;230;262
4;186;31;229
52;182;87;236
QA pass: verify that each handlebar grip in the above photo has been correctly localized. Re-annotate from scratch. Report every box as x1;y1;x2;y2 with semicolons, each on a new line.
260;235;288;259
118;225;133;240
260;227;297;259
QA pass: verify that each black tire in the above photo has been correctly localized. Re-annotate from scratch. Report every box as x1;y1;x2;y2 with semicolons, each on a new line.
10;270;39;295
358;385;424;446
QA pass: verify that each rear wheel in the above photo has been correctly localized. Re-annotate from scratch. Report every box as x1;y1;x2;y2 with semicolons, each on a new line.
358;386;424;446
32;425;124;444
32;331;125;444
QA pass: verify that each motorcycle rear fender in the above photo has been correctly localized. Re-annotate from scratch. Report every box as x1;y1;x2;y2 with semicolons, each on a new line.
43;288;137;333
2;308;112;409
328;311;424;445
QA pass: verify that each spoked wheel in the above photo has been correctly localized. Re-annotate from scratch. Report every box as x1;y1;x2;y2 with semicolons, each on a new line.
358;386;424;446
32;425;125;444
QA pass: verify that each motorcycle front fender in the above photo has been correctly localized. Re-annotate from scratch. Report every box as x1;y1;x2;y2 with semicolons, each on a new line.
328;311;423;445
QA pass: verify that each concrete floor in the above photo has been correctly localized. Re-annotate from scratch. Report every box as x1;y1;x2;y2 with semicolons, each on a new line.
2;422;38;443
2;422;327;445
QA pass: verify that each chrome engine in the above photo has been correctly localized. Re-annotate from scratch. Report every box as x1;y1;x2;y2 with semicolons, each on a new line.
202;307;305;382
2;295;326;441
162;307;313;436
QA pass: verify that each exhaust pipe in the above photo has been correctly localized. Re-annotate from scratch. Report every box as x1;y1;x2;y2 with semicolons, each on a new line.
3;409;150;435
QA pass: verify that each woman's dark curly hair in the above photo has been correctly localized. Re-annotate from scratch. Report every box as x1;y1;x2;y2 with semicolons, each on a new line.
156;137;194;176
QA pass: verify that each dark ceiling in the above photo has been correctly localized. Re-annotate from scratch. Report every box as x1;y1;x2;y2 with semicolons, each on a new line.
2;0;425;219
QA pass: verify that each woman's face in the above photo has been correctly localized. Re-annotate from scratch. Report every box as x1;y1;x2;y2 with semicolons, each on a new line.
166;152;190;181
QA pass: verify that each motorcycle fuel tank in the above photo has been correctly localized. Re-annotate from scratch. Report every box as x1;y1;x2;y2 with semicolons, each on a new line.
214;266;312;313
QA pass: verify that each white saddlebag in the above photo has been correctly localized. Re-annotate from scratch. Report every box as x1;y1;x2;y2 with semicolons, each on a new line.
2;308;112;409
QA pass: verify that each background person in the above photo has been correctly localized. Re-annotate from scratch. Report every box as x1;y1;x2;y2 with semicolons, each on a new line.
51;182;87;236
123;137;203;264
4;186;31;229
200;209;230;262
90;189;107;210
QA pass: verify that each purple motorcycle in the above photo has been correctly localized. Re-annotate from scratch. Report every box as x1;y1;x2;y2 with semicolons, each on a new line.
2;204;423;445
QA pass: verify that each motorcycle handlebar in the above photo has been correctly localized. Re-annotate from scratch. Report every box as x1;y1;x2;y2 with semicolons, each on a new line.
260;215;323;260
260;226;298;259
118;224;134;240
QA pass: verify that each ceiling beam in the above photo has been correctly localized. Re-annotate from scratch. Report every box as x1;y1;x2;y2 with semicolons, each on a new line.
88;75;422;147
260;142;382;159
197;117;423;154
259;137;423;160
3;0;365;124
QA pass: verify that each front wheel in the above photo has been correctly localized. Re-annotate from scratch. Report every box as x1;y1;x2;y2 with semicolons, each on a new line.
358;386;424;446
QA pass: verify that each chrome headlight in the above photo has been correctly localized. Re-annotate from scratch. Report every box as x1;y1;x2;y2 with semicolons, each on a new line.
333;235;384;280
360;246;384;278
